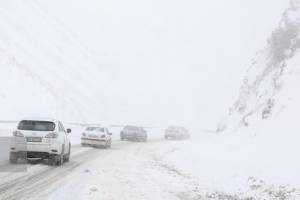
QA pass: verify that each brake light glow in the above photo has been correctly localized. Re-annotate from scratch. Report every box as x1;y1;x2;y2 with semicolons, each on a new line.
13;131;24;137
45;132;59;138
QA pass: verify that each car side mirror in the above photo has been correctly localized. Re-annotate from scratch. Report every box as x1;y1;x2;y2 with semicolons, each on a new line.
108;132;112;136
66;129;72;134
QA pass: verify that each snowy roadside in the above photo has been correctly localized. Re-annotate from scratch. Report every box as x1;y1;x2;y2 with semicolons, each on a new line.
40;132;300;200
0;122;16;137
147;133;300;199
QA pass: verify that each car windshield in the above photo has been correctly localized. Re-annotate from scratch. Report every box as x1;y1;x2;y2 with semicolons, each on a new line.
86;127;104;132
18;120;55;131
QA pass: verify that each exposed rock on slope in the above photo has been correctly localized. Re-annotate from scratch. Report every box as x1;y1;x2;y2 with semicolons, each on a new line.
219;0;300;132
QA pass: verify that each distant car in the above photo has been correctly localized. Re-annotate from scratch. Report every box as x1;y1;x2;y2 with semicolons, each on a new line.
9;118;71;166
165;126;190;140
81;126;112;148
120;126;147;142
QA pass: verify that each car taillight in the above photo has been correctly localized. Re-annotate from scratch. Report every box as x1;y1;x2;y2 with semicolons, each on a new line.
101;135;106;138
82;132;86;137
13;131;24;137
45;132;59;138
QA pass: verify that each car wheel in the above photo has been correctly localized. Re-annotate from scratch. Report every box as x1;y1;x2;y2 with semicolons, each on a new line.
81;143;87;147
64;144;71;162
9;152;18;164
54;155;63;166
107;139;112;148
49;155;56;166
54;145;64;166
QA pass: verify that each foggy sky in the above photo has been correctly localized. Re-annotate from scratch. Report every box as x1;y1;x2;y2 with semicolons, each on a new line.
43;0;288;129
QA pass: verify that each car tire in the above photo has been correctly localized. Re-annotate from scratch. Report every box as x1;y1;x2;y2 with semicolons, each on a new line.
106;139;112;148
49;155;56;166
120;131;125;140
9;152;18;164
55;155;63;166
53;145;64;166
64;144;71;162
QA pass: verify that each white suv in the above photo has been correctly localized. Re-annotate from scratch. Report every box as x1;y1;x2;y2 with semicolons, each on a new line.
10;118;71;166
81;126;112;148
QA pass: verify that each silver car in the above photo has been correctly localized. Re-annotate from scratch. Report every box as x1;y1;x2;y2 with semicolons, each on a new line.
81;126;112;148
120;126;147;142
165;126;190;140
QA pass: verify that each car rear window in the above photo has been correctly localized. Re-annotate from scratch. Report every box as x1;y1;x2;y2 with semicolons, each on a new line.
124;126;139;131
86;127;104;132
168;126;183;131
18;120;55;131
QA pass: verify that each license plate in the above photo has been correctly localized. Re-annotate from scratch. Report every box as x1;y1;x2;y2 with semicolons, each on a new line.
26;137;42;142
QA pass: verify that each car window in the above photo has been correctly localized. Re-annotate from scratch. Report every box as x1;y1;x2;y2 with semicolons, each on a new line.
18;120;55;131
86;127;104;132
124;126;139;131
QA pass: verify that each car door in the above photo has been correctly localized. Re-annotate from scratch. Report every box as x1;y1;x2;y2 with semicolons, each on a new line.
58;121;69;154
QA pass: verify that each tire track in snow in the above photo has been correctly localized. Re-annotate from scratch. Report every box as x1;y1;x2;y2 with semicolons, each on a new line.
0;142;126;200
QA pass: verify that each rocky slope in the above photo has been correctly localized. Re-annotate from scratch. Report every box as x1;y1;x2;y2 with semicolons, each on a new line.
219;0;300;133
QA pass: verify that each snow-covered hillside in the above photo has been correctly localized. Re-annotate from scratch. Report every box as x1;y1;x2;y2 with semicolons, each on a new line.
219;0;300;134
0;1;108;122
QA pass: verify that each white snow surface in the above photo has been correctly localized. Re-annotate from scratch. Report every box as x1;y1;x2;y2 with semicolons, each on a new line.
0;1;109;123
213;0;300;197
1;122;300;199
1;0;300;199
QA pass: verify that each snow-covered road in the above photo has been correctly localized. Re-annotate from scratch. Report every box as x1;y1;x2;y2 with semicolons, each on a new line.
0;137;206;200
0;140;144;200
0;137;227;200
1;124;300;200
